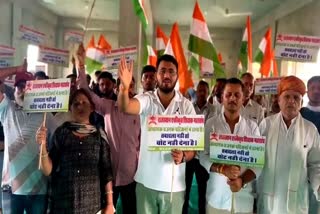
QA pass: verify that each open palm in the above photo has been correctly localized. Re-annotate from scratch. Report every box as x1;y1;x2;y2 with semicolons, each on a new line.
118;56;133;91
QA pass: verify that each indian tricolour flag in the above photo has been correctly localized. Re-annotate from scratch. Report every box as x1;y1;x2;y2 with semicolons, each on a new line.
188;1;225;78
156;26;169;57
132;0;148;30
238;16;252;77
85;36;106;74
254;28;273;77
146;45;157;67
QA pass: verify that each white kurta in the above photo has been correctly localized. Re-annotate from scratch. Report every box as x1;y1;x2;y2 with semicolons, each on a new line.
200;113;261;213
258;113;320;214
241;99;264;125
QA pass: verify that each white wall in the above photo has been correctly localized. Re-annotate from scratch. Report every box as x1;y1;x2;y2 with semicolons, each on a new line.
0;0;58;77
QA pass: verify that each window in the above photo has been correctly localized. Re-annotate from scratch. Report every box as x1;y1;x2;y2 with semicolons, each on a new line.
27;44;47;74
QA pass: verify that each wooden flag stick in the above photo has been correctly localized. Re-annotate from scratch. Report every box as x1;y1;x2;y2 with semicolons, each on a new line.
170;162;175;203
38;112;47;170
231;192;235;214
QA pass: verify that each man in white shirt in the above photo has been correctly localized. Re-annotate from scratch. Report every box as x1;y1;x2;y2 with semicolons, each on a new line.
258;76;320;214
183;80;215;214
300;76;320;214
201;78;260;214
118;54;196;214
141;65;157;93
240;73;264;124
208;78;226;114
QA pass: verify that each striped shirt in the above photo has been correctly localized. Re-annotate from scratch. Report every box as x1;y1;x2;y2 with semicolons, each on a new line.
0;95;56;195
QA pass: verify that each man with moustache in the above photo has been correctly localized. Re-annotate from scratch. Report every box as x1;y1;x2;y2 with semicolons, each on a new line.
200;78;260;214
0;61;56;213
240;73;264;124
257;76;320;213
118;54;196;214
141;65;157;93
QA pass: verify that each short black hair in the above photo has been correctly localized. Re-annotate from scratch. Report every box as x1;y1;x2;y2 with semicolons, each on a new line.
95;70;102;76
240;72;254;80
307;76;320;88
156;54;178;71
197;80;209;90
216;78;227;83
116;77;135;87
141;65;156;77
98;71;113;82
34;71;47;79
86;74;91;82
223;78;245;92
66;74;77;79
111;78;116;84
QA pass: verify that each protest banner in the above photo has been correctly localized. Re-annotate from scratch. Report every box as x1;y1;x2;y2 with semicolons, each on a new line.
38;46;70;67
210;133;265;168
64;31;84;44
105;46;137;70
147;115;205;151
23;78;70;112
275;34;320;62
254;77;282;95
19;25;45;45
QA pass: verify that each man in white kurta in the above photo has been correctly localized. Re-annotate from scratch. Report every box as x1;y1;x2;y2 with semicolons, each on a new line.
200;78;261;214
257;76;320;214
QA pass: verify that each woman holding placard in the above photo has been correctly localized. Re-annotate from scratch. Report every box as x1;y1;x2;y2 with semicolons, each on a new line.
36;89;114;214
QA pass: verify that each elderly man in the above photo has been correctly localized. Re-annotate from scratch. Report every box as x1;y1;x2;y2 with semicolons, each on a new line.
258;76;320;214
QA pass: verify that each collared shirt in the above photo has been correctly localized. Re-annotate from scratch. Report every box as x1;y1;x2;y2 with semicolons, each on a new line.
135;89;196;192
0;95;56;195
241;99;264;124
258;113;320;214
90;91;140;187
193;101;216;121
200;113;260;213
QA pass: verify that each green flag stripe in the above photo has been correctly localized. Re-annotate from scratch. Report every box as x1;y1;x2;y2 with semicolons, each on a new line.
254;50;264;63
132;0;148;29
188;34;220;63
85;58;103;74
189;55;200;77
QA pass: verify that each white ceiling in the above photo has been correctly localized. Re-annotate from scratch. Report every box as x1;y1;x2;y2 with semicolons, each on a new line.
37;0;303;28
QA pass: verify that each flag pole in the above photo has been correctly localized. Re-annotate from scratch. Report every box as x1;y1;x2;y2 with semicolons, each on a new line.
170;162;175;203
38;112;47;170
231;192;235;214
137;22;143;91
83;0;97;37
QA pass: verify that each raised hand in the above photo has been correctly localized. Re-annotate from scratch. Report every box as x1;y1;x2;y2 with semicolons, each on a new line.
118;56;133;91
76;43;86;68
16;58;28;73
